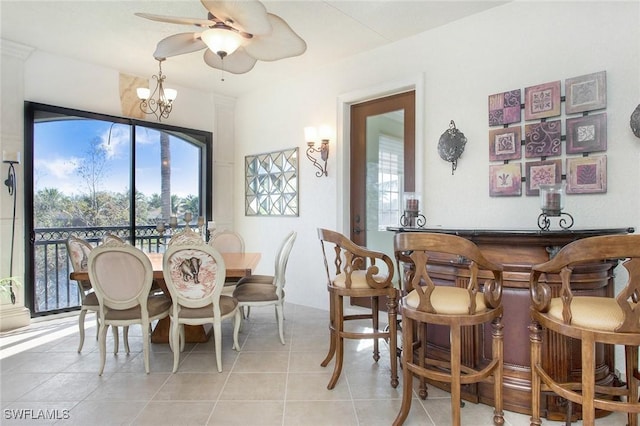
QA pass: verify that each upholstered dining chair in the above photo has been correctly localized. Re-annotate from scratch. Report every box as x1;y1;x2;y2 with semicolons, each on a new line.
393;232;504;426
317;228;399;390
209;229;245;253
529;234;640;426
163;228;241;373
66;235;128;353
88;239;171;375
232;231;297;344
101;233;125;244
209;229;246;295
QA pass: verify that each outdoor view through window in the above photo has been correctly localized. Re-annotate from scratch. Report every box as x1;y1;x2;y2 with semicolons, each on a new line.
29;105;210;314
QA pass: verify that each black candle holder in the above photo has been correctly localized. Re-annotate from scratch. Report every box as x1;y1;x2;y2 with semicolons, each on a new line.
400;209;426;228
537;183;574;231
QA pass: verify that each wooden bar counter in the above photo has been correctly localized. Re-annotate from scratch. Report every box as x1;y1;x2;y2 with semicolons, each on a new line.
387;227;634;420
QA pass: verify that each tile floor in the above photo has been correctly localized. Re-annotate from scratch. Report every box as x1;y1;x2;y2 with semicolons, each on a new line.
0;303;627;425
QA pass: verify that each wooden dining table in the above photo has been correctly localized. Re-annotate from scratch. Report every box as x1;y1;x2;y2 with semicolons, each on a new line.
70;251;261;344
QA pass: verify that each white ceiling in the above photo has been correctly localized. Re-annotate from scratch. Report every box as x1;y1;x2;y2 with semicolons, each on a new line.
0;1;508;98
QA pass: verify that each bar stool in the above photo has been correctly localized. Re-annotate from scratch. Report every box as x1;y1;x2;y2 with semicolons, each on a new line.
317;228;399;390
393;232;504;426
529;234;640;426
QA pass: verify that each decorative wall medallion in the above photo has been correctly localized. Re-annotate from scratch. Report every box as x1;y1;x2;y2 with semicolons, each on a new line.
525;120;562;158
565;71;606;114
488;89;521;126
631;104;640;139
524;81;561;120
438;120;467;174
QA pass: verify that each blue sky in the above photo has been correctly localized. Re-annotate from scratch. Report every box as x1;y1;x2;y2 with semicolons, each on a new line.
34;119;200;198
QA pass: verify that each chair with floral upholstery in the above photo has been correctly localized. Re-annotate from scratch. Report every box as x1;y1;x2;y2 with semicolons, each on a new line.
163;229;241;373
66;235;128;353
88;239;171;375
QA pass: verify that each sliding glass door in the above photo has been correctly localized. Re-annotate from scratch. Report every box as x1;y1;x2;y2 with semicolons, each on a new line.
25;103;212;315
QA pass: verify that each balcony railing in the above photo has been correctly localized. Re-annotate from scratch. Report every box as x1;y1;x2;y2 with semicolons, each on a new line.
33;225;181;315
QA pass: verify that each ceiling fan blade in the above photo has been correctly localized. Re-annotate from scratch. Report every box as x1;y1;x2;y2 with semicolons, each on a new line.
203;48;257;74
200;0;272;35
135;12;214;28
153;33;207;59
243;14;306;61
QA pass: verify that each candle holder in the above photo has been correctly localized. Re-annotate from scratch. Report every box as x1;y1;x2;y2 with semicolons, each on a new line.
537;183;574;231
400;192;426;228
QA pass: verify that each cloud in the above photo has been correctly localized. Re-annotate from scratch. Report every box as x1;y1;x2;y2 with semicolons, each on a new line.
35;157;78;180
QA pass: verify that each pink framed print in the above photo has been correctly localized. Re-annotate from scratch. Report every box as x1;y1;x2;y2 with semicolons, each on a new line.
489;163;522;197
488;89;522;126
524;80;561;120
489;126;522;161
566;155;607;194
566;113;607;154
565;71;606;114
524;120;562;158
525;159;562;196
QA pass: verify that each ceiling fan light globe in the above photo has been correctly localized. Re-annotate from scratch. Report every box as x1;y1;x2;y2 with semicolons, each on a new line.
136;87;150;100
201;27;243;57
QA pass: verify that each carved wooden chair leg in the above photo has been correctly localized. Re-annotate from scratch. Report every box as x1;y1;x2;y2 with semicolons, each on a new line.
327;292;344;389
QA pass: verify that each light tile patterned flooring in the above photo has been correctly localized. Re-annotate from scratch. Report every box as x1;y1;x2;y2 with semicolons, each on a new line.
0;303;627;425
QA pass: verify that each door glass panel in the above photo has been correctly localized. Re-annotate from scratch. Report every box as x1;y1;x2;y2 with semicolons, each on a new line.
135;127;203;251
365;110;404;270
29;104;212;315
33;114;132;313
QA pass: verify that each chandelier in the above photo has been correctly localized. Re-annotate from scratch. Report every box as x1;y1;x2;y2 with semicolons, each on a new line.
136;58;177;121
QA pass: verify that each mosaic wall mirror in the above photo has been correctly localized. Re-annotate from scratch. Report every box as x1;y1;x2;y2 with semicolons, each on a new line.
245;147;299;216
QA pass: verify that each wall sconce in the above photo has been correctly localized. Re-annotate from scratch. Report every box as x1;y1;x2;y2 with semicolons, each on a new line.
3;150;20;304
305;126;331;177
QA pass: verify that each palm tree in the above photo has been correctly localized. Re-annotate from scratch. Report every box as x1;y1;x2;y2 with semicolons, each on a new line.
160;131;171;220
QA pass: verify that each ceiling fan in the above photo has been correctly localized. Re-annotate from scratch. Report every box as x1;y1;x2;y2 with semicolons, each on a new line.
135;0;307;75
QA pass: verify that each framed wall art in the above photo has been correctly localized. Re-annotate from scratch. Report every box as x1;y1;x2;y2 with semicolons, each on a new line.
566;155;607;194
565;71;606;114
489;163;522;197
525;120;562;158
566;113;607;154
524;80;561;120
489;126;522;161
488;89;522;126
525;159;562;196
245;147;299;216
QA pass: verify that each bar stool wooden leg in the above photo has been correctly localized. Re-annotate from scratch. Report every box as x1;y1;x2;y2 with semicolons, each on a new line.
493;316;504;425
372;295;380;362
626;345;639;426
393;315;414;426
327;292;345;389
418;322;427;400
450;324;462;426
529;320;543;426
321;288;336;367
387;293;399;388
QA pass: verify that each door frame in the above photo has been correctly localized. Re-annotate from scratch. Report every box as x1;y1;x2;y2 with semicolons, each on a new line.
336;74;425;237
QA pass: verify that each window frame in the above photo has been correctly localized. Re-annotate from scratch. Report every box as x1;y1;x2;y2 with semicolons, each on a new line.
23;102;213;315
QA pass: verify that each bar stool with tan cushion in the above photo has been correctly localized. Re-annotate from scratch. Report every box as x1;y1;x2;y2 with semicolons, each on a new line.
393;232;504;426
317;228;399;390
529;234;640;426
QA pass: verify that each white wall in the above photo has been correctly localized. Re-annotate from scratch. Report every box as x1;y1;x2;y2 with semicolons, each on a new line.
233;1;640;310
